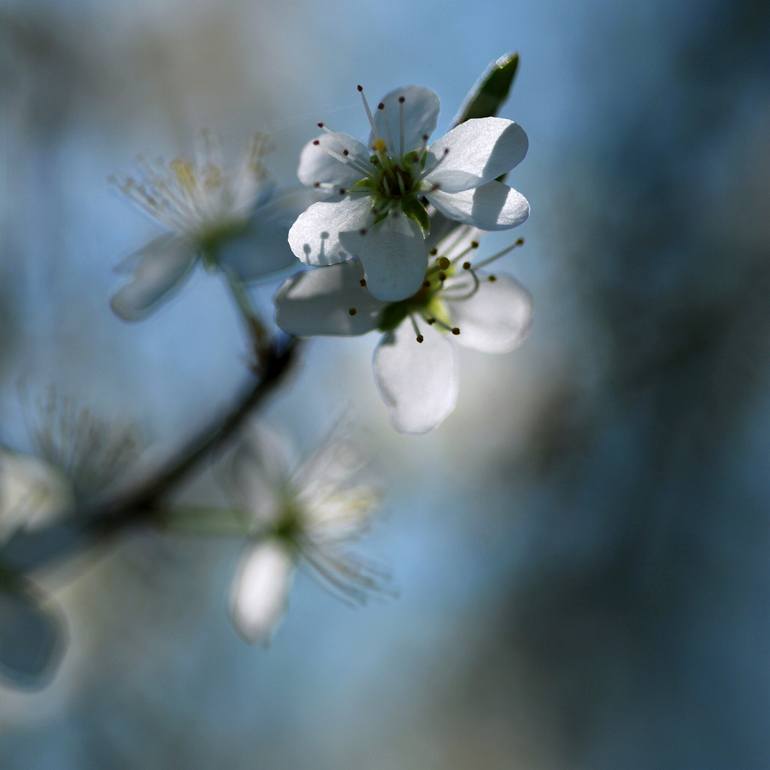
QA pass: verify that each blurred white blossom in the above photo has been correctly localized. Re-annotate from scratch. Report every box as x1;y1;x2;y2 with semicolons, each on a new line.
0;449;71;686
276;228;532;433
110;132;312;320
288;85;529;301
228;426;386;645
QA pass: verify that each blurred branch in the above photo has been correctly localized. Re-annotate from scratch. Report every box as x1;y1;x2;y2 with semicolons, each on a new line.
3;333;300;574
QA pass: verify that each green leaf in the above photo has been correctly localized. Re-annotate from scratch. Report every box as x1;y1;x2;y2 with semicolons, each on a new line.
429;52;521;240
453;52;519;125
402;197;430;235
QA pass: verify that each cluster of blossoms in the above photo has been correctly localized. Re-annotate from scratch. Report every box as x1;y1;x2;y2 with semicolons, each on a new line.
111;82;532;433
276;226;532;432
0;74;530;659
0;65;534;687
288;84;529;302
227;426;386;644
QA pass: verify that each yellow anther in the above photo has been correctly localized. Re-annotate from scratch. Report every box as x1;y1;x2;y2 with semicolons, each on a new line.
373;138;387;153
170;159;197;192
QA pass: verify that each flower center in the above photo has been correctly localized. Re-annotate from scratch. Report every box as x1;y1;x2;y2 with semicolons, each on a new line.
371;233;525;343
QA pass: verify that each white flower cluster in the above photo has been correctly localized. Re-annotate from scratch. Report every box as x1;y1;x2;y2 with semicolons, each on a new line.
112;83;532;433
227;426;386;645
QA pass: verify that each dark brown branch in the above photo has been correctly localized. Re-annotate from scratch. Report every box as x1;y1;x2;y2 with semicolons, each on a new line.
3;336;300;574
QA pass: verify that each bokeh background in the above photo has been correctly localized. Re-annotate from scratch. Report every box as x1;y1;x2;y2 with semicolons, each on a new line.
1;0;769;767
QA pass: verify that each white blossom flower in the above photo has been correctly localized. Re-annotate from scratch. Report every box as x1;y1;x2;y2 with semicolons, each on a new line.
111;131;312;321
276;228;533;434
287;85;530;302
228;426;386;645
0;449;71;686
0;397;139;685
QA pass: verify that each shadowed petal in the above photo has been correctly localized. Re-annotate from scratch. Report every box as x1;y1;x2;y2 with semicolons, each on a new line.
447;273;533;353
373;324;458;434
427;118;528;193
339;213;427;301
427;180;529;230
370;86;440;155
297;132;371;188
288;197;372;266
0;585;65;688
275;261;385;336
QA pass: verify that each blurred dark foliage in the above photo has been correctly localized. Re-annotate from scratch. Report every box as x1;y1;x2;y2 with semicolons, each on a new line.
462;3;770;768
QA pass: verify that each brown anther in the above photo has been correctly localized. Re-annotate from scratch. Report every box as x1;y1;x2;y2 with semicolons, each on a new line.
471;240;479;249
451;327;460;335
339;188;347;195
429;247;438;256
342;149;350;156
426;318;436;325
437;256;450;270
398;95;405;104
348;307;358;316
422;134;429;141
416;334;424;343
462;261;472;270
357;84;364;92
430;183;440;192
313;181;321;188
312;139;320;145
317;122;325;128
359;278;367;287
438;272;447;281
359;228;368;235
422;280;431;288
488;274;497;282
377;102;385;110
516;237;525;246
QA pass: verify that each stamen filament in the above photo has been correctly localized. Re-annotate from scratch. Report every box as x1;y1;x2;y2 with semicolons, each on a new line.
417;147;450;182
357;85;378;135
441;269;481;301
472;238;524;270
409;314;424;343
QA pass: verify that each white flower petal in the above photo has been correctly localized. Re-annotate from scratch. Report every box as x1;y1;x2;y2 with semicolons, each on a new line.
373;323;458;434
427;180;529;230
288;197;372;266
275;261;385;337
370;86;440;155
110;235;197;321
297;132;371;188
0;586;63;687
447;273;533;353
0;450;73;542
427;118;528;193
339;213;427;301
230;540;295;645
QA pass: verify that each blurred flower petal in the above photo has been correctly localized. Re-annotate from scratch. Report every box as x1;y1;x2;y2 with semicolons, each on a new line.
110;235;196;321
230;539;294;645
